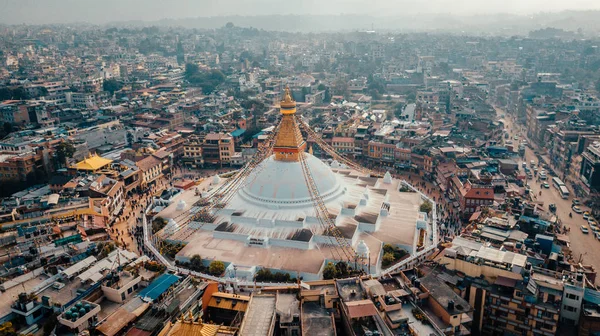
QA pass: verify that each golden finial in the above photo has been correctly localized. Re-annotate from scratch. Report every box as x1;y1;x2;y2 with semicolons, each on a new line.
280;86;296;111
282;86;293;103
308;145;313;155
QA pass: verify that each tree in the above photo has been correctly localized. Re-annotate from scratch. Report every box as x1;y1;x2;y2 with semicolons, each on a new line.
185;63;200;78
97;242;116;258
419;200;433;214
184;64;226;94
190;255;203;271
322;262;339;280
55;141;76;168
103;78;123;94
382;252;396;267
209;260;225;276
152;217;168;233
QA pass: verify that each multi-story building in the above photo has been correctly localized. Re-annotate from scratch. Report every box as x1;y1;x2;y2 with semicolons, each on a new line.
581;141;600;195
450;177;495;217
468;266;585;335
202;133;234;167
182;135;203;168
87;175;125;218
136;155;162;187
331;137;354;154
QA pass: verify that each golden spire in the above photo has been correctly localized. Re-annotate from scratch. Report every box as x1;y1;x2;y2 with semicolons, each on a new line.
273;86;305;161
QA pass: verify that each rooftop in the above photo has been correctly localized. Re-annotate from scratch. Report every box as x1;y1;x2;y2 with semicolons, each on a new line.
301;302;335;336
239;294;276;336
73;154;113;171
420;274;472;315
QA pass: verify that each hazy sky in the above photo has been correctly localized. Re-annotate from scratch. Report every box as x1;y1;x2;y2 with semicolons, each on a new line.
1;0;600;24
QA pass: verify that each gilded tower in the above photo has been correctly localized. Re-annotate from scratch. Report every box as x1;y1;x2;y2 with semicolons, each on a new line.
273;87;306;162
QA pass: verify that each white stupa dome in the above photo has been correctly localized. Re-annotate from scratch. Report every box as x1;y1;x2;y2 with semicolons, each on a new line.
176;199;186;211
212;175;222;185
330;160;340;168
238;154;345;208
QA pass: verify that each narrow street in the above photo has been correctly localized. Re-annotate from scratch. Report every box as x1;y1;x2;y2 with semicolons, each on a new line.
497;107;599;274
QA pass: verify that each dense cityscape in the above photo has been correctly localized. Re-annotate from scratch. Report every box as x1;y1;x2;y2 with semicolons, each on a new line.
1;8;600;336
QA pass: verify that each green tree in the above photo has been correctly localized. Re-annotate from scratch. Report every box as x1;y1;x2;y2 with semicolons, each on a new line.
103;78;123;94
419;200;433;214
189;255;203;271
97;242;116;258
55;141;76;168
382;252;396;267
322;262;339;280
209;260;225;276
185;63;200;78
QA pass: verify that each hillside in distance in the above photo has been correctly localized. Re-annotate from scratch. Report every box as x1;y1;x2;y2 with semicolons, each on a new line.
108;10;600;35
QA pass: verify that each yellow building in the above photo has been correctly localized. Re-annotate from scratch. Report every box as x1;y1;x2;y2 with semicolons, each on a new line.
72;154;113;172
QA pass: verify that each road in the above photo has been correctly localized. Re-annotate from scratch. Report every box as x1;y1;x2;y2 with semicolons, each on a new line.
497;107;599;276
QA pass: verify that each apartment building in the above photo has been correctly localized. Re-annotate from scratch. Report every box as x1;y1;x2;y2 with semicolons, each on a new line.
202;133;234;166
182;135;203;168
136;155;162;187
580;141;600;195
331;137;354;154
450;177;495;217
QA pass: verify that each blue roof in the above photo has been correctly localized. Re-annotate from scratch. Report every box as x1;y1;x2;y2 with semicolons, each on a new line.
138;273;180;301
230;129;246;137
487;146;508;151
520;215;551;228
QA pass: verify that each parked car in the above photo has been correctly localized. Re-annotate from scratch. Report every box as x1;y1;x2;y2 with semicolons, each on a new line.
584;212;591;220
581;225;590;234
572;206;583;214
573;199;581;205
549;204;557;212
595;232;600;240
542;182;550;189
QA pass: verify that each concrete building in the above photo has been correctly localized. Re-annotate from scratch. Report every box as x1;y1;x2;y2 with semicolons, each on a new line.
581;141;600;194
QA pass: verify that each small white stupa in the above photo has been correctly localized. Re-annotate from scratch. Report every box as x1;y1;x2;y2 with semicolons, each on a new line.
212;174;222;185
176;199;186;211
330;160;340;169
383;171;392;184
164;218;178;235
356;240;370;259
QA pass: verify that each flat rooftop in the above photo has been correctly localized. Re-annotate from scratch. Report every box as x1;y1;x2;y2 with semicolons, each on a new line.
239;294;277;336
302;302;335;336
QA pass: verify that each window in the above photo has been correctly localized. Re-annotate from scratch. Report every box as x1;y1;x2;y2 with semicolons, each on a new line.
566;293;579;300
563;305;577;313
